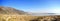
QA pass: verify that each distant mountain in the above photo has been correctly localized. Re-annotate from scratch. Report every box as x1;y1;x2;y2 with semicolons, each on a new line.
0;6;28;15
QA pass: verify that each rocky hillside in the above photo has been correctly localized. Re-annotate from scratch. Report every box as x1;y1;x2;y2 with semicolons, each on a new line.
0;6;29;15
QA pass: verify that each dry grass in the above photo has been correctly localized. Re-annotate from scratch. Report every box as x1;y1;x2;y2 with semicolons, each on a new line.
0;15;38;21
0;15;60;21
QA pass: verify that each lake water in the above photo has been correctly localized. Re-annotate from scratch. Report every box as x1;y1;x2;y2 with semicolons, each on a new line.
31;13;60;16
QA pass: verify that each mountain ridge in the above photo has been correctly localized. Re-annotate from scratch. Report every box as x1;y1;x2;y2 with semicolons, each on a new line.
0;6;29;15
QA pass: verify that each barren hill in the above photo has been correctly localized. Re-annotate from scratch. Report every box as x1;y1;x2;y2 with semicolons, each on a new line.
0;6;29;15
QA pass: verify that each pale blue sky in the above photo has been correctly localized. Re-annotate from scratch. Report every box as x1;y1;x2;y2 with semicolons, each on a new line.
1;0;60;13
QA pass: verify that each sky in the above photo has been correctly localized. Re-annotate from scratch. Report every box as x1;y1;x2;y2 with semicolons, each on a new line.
1;0;60;13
